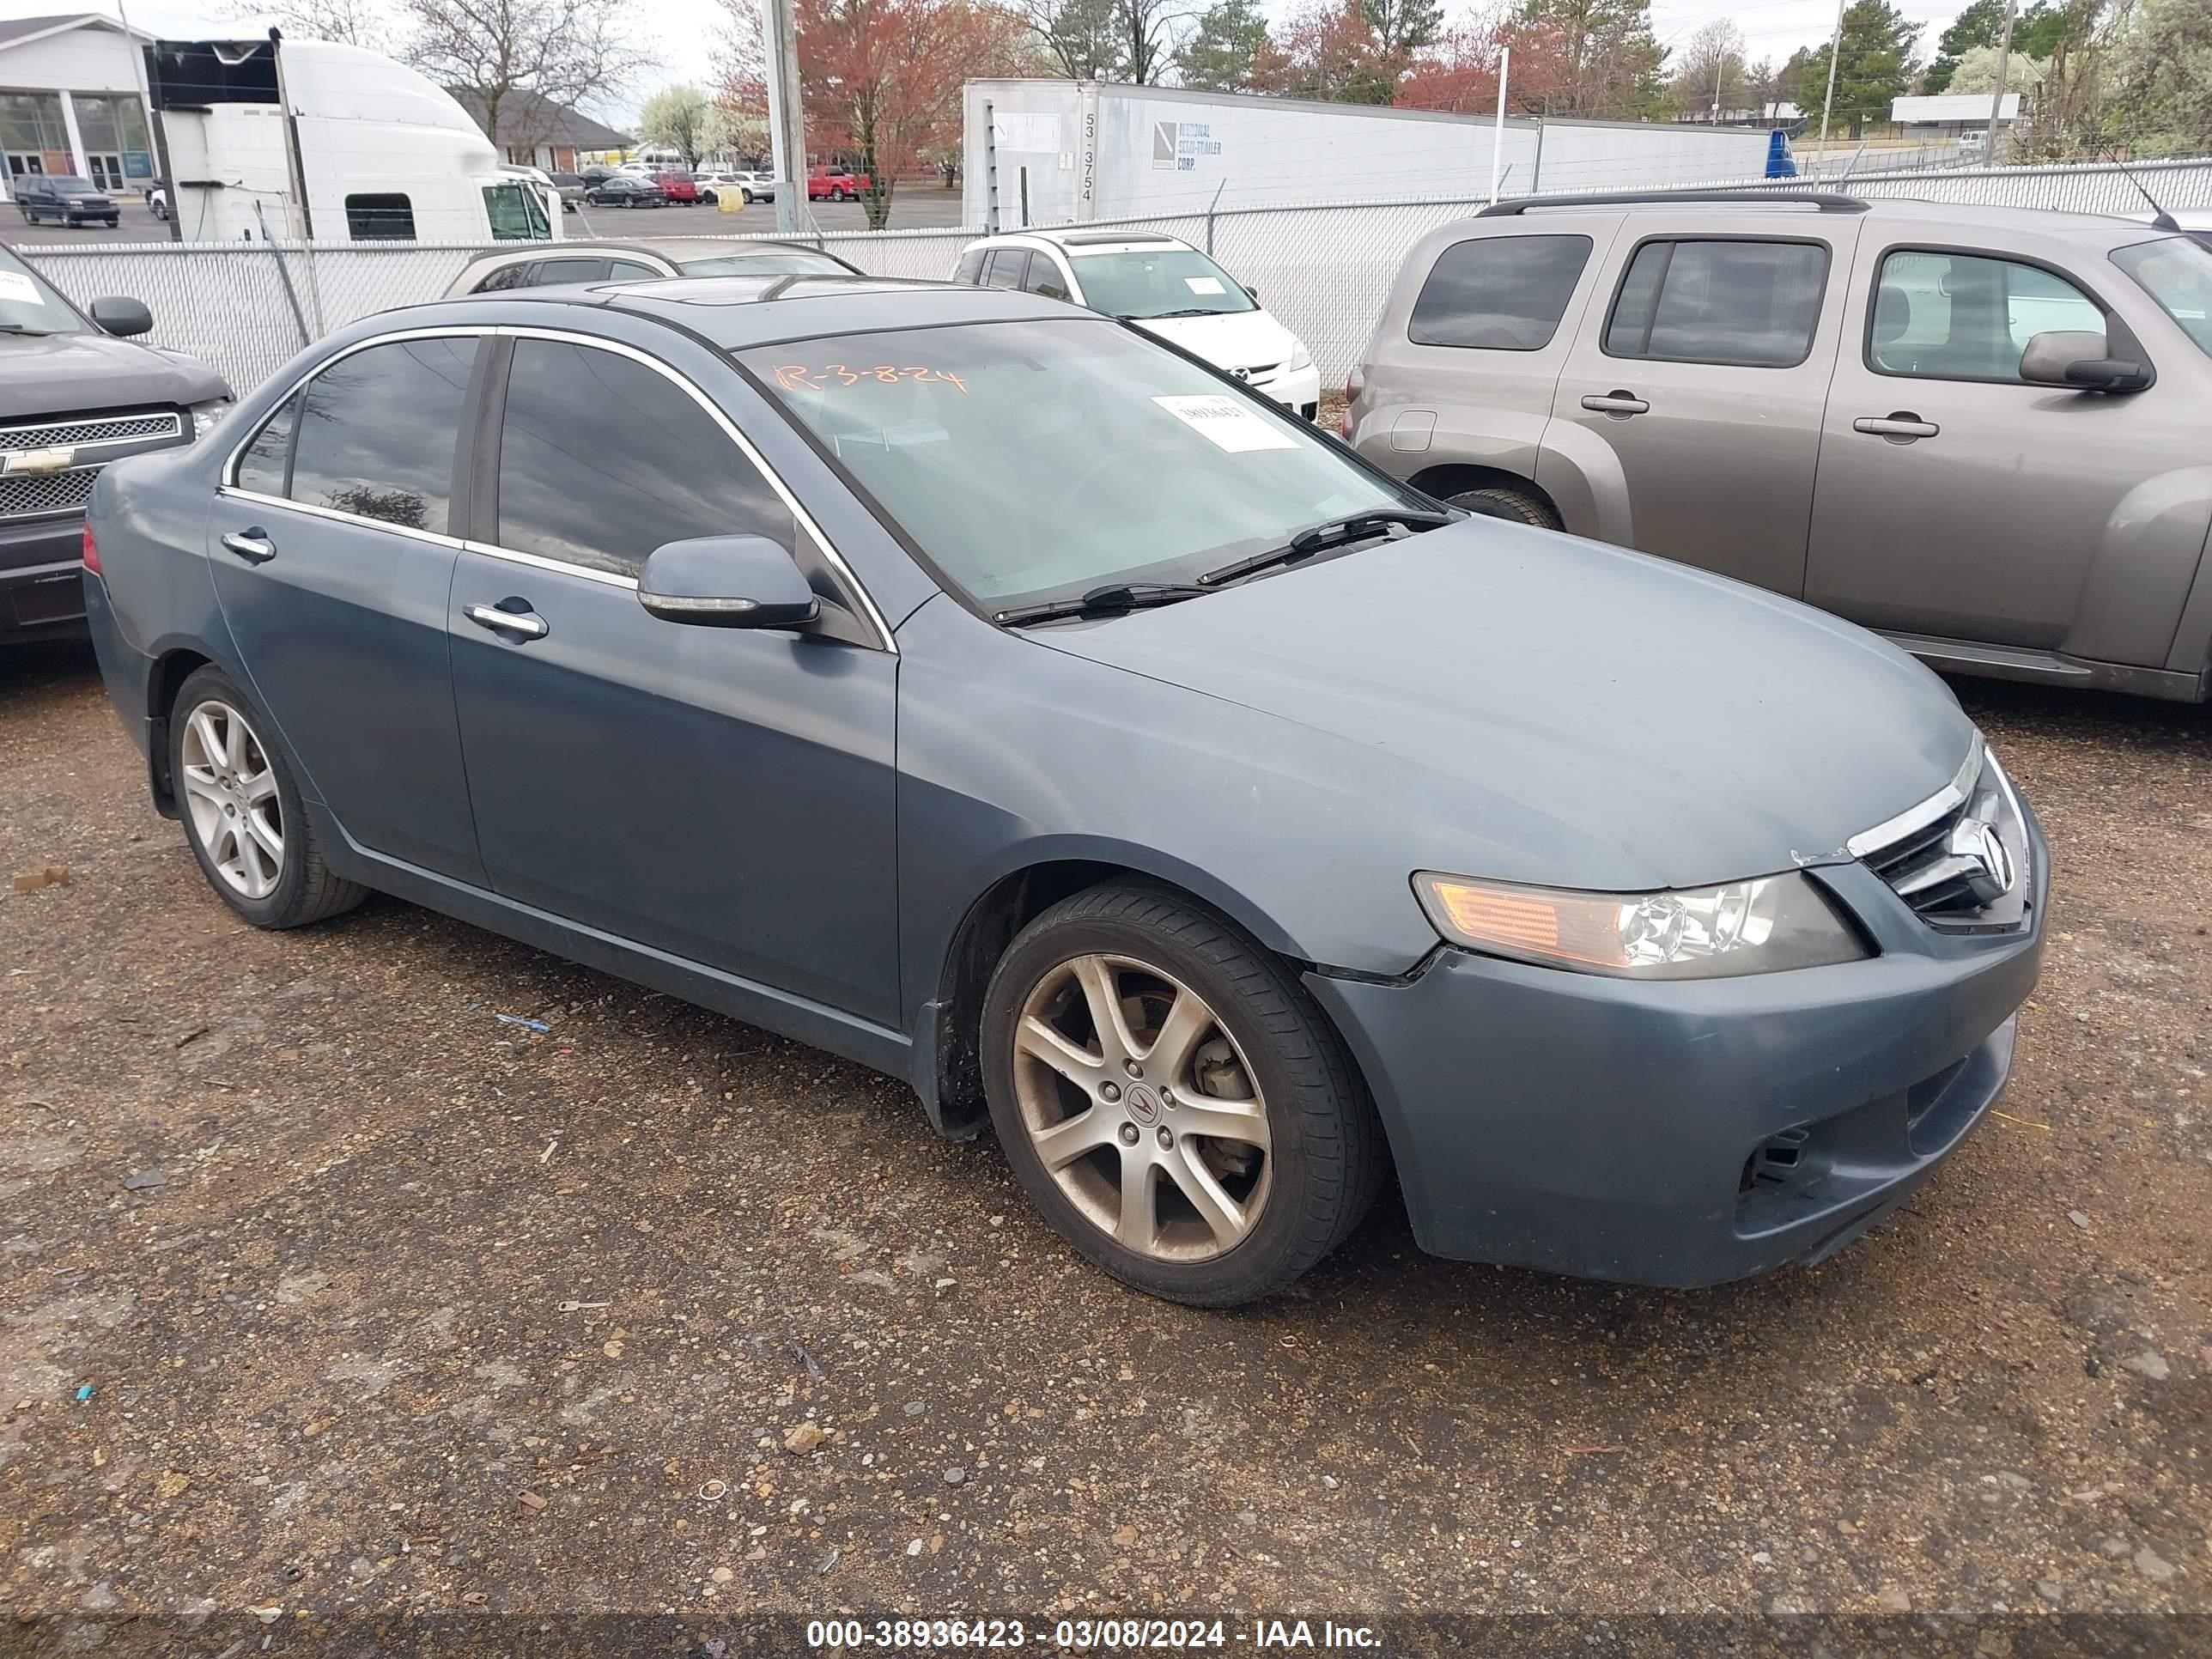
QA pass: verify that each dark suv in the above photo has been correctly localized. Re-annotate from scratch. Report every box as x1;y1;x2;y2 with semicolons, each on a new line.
15;174;118;229
0;244;230;643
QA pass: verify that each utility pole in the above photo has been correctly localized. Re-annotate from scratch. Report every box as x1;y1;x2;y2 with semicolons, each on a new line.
761;0;806;234
1488;46;1510;205
1985;0;2018;163
1817;0;1846;161
1712;52;1723;123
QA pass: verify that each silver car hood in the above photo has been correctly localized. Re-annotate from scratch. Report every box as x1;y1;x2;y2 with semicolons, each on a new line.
1036;521;1978;893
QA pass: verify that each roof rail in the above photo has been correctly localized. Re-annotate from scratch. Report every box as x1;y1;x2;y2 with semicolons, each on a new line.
1477;190;1870;216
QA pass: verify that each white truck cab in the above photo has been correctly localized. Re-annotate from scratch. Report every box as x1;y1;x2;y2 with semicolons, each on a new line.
153;39;558;245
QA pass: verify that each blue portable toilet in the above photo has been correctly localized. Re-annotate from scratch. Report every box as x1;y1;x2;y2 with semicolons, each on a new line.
1765;130;1797;179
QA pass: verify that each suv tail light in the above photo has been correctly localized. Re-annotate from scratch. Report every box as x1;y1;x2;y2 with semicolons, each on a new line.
1340;366;1365;439
80;524;100;576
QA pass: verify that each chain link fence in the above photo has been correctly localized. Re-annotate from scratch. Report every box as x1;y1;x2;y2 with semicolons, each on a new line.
21;158;2212;398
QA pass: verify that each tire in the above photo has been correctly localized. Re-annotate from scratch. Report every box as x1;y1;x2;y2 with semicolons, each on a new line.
1448;484;1561;529
168;665;368;931
981;881;1385;1306
104;217;118;228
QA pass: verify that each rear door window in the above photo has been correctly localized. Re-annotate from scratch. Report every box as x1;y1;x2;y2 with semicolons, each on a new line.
1605;239;1830;368
492;338;793;579
287;336;477;534
1408;234;1593;350
471;261;538;294
953;247;987;284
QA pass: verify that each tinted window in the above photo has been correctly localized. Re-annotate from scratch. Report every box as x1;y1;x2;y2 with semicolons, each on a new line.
531;257;611;285
495;339;792;579
953;247;987;284
1409;234;1591;350
471;261;537;294
606;259;662;281
2112;235;2212;359
678;250;848;277
289;337;476;532
1022;255;1072;301
984;249;1029;289
1606;240;1829;368
345;192;415;240
1872;250;2106;380
234;392;297;495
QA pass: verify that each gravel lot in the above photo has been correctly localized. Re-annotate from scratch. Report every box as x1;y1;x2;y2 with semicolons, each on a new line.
2;637;2207;1644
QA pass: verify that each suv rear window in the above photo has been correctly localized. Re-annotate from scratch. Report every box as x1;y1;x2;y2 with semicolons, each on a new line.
1605;239;1829;368
1408;234;1592;351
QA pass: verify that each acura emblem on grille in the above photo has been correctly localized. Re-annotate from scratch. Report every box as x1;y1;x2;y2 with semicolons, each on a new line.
1945;813;2014;905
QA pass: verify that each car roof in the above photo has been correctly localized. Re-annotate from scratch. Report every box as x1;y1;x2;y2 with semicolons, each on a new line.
456;238;846;268
404;274;1081;350
969;229;1195;256
1454;192;2177;252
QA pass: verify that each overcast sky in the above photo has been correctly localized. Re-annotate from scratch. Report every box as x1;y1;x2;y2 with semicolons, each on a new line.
15;0;1967;126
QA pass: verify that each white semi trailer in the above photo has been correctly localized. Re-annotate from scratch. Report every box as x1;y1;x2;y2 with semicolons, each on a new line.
962;80;1778;228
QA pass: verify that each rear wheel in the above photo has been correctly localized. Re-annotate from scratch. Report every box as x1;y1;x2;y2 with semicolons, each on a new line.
981;882;1385;1306
1447;484;1561;529
169;666;367;930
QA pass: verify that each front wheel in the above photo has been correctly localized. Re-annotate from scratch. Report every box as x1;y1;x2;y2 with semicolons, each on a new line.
981;882;1386;1306
1447;484;1560;529
169;666;368;930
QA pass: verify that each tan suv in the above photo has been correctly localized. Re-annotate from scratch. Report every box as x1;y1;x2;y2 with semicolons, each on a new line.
1348;190;2212;701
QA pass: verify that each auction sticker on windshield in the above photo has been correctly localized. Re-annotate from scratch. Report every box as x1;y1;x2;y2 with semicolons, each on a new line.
1152;393;1297;453
0;271;41;306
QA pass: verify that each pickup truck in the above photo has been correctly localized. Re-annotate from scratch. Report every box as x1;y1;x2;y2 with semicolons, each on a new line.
806;168;869;202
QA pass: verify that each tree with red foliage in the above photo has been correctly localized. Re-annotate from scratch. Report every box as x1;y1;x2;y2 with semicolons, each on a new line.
720;0;1025;228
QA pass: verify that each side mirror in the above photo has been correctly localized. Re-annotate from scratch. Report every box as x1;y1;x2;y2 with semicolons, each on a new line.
2020;329;2149;392
636;534;820;629
89;296;152;337
1243;284;1260;302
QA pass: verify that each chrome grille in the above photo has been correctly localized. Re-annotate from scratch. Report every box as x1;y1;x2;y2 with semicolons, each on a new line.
1851;738;2029;933
0;467;100;519
0;410;181;453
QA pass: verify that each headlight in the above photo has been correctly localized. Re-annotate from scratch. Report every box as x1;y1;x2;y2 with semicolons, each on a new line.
189;399;233;441
1413;869;1867;980
1285;343;1313;373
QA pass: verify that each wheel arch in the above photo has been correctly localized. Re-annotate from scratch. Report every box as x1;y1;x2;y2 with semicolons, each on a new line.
1407;460;1560;519
916;846;1323;1140
145;644;218;817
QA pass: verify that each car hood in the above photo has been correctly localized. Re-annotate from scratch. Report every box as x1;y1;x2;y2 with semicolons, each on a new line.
1034;522;1978;893
1128;307;1304;376
0;330;229;417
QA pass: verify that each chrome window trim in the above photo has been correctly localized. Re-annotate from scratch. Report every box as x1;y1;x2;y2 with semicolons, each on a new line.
216;484;467;551
220;325;486;490
492;325;897;653
1845;733;1986;861
214;320;897;653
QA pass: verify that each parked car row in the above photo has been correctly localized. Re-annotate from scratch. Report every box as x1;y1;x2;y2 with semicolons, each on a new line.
33;186;2212;1311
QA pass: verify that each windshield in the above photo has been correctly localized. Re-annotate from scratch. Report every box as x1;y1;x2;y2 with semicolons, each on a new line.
0;247;82;336
2113;235;2212;358
680;250;853;277
1071;246;1256;319
46;176;97;192
742;319;1418;611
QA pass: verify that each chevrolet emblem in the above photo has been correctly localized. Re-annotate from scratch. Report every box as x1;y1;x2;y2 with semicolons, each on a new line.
4;446;76;475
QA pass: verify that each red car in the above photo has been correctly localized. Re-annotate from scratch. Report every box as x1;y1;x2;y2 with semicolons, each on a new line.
807;167;869;202
655;169;701;205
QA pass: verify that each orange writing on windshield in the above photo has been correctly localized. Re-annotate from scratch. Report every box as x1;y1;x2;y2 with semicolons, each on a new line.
775;363;968;394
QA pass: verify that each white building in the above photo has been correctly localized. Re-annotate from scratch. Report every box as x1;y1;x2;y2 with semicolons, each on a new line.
0;12;156;198
963;80;1778;227
1892;92;2022;136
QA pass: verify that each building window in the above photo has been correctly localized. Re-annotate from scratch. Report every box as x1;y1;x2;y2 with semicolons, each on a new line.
71;94;155;182
0;91;69;173
345;192;416;240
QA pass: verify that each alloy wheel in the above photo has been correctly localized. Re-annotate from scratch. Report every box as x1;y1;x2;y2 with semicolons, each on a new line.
1011;953;1273;1262
179;700;285;900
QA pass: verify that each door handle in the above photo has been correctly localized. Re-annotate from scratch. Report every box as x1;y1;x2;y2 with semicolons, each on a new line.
221;528;276;564
1581;392;1650;415
1854;413;1940;441
465;602;550;641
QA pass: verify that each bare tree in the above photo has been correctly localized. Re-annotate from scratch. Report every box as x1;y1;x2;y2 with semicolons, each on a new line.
227;0;393;47
399;0;649;157
1669;18;1749;118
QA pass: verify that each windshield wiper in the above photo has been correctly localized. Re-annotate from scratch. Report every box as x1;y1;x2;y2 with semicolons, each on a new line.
1197;507;1455;588
995;582;1211;628
0;323;58;336
1144;307;1224;318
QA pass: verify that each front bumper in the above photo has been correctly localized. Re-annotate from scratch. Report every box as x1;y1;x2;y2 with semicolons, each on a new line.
1306;834;2047;1288
1254;362;1323;421
0;514;87;642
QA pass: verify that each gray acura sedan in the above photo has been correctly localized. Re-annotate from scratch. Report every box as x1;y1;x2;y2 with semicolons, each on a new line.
82;276;2045;1306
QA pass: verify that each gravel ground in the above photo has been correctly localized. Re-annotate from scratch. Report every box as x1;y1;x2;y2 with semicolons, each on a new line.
1;638;2208;1646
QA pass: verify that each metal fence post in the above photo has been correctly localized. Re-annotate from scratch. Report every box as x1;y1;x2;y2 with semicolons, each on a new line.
252;198;313;349
982;100;1000;235
1206;179;1224;254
